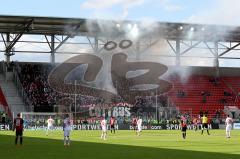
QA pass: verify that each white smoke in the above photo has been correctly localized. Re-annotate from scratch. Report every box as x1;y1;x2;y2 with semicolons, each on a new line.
62;0;240;93
184;0;240;68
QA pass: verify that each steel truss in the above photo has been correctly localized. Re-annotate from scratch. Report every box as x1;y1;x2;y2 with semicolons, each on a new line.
0;15;240;69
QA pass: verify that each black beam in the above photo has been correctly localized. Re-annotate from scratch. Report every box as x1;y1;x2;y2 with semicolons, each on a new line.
180;40;202;55
53;36;70;52
218;42;240;57
5;19;34;54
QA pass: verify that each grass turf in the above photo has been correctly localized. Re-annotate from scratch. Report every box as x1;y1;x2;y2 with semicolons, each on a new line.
0;130;239;159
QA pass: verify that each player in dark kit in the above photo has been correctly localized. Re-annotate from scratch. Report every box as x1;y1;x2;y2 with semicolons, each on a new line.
110;116;116;134
13;113;24;145
181;120;187;139
132;117;137;132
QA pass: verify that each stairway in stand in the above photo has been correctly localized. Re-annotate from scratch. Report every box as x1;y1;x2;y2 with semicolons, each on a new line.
0;74;26;117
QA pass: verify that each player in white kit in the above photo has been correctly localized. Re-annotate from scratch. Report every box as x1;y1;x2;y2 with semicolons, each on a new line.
137;117;142;136
63;114;72;147
100;117;107;140
225;115;233;138
46;116;54;136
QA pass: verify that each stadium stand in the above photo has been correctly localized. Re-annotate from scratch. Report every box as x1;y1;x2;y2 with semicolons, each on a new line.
166;75;238;118
10;62;240;120
15;63;55;112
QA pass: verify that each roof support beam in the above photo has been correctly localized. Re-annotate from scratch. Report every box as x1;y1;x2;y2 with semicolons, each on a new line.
214;41;219;77
136;41;140;60
138;39;160;54
5;19;33;54
5;33;10;63
180;40;202;55
94;37;99;53
218;42;240;57
87;36;95;51
50;22;84;53
44;35;51;49
204;42;215;56
53;36;70;52
176;39;180;66
50;35;55;64
166;39;176;54
48;22;84;64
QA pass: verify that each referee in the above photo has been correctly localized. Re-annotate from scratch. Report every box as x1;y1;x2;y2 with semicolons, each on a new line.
201;114;210;135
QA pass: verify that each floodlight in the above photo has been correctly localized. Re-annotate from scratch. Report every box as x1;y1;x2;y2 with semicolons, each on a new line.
179;26;183;30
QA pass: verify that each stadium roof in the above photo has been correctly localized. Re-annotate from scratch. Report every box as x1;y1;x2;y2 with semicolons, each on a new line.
0;15;240;42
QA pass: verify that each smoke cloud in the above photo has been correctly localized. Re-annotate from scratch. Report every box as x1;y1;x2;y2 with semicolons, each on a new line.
56;0;240;97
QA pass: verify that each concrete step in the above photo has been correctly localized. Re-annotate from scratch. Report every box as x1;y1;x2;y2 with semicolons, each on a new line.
0;73;27;116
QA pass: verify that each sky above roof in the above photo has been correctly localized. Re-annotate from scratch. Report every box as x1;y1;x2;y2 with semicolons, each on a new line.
1;0;240;26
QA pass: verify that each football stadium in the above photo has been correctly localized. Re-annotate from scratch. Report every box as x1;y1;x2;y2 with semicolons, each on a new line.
0;1;240;159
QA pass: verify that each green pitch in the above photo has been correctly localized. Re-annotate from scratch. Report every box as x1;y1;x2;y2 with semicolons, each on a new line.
0;130;239;159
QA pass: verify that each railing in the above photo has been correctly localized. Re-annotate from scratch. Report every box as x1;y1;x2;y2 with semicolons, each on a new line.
12;64;33;112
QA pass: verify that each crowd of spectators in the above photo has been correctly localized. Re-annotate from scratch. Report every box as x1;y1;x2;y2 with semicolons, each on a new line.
13;62;233;126
16;63;62;111
15;63;106;112
15;63;173;113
